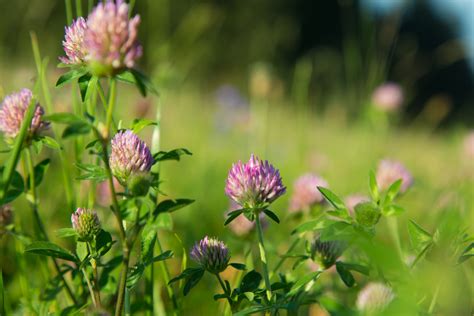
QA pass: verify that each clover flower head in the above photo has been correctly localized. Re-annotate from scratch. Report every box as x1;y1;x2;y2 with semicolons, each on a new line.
372;82;403;112
71;208;101;241
225;154;286;209
109;130;153;185
0;89;48;140
376;159;413;193
190;236;230;273
356;282;395;314
289;173;328;213
85;0;142;74
60;17;88;65
311;236;346;269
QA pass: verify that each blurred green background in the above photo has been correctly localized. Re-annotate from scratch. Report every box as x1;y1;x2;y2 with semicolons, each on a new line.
0;0;473;315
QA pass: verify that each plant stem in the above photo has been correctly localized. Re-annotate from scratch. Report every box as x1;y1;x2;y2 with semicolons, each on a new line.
387;217;403;260
215;273;233;313
87;243;101;307
255;213;272;302
94;78;128;316
428;282;441;314
105;78;117;139
156;237;178;314
271;238;300;278
82;268;97;307
24;147;78;306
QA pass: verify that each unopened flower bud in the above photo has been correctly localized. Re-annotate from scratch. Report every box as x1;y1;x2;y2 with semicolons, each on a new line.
354;202;381;227
128;173;151;196
311;236;345;269
71;208;101;241
190;236;230;273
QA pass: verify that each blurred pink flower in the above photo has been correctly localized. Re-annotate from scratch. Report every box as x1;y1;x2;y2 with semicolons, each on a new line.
372;82;404;112
96;178;121;206
85;0;142;73
289;174;328;213
356;282;394;313
376;159;413;193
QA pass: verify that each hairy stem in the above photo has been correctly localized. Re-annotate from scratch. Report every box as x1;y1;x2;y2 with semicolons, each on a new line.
255;213;272;302
215;273;233;313
271;238;300;278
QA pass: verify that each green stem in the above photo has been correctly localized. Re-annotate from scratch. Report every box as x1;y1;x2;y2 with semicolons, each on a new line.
81;268;97;307
255;213;272;302
105;78;117;139
65;0;73;24
75;0;82;17
271;238;300;278
387;217;403;260
215;273;233;313
157;237;178;314
428;282;441;314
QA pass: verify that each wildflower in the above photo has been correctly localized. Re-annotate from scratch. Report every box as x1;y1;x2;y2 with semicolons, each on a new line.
345;194;370;215
310;236;346;269
356;282;395;314
71;208;101;241
190;236;230;273
289;174;328;213
0;89;48;140
0;205;13;235
60;17;88;65
225;154;286;209
85;0;142;75
371;83;403;112
109;130;153;186
376;159;413;193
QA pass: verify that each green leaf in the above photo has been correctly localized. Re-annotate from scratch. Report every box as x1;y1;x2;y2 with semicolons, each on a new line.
263;209;280;223
140;225;157;266
56;68;88;87
408;220;433;252
55;228;78;238
95;230;114;257
153;199;194;216
131;119;157;134
183;268;205;296
384;179;402;204
78;73;93;101
76;241;89;263
40;136;62;150
239;270;262;292
326;208;350;220
337;262;370;275
43;113;86;124
335;262;355;287
224;209;244;225
153;148;192;163
168;267;203;284
153;250;173;262
25;241;77;262
317;187;345;209
154;213;173;230
291;218;333;235
382;204;405;217
127;264;145;289
26;159;50;189
230;263;246;270
320;221;355;241
62;122;92;138
369;170;379;202
287;271;320;296
458;242;474;264
116;69;159;96
75;163;107;182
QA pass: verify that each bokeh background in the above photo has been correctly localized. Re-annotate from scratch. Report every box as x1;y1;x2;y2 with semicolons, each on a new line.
0;0;473;315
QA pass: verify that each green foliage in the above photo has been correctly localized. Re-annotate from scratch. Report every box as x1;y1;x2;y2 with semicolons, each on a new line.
25;241;77;262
